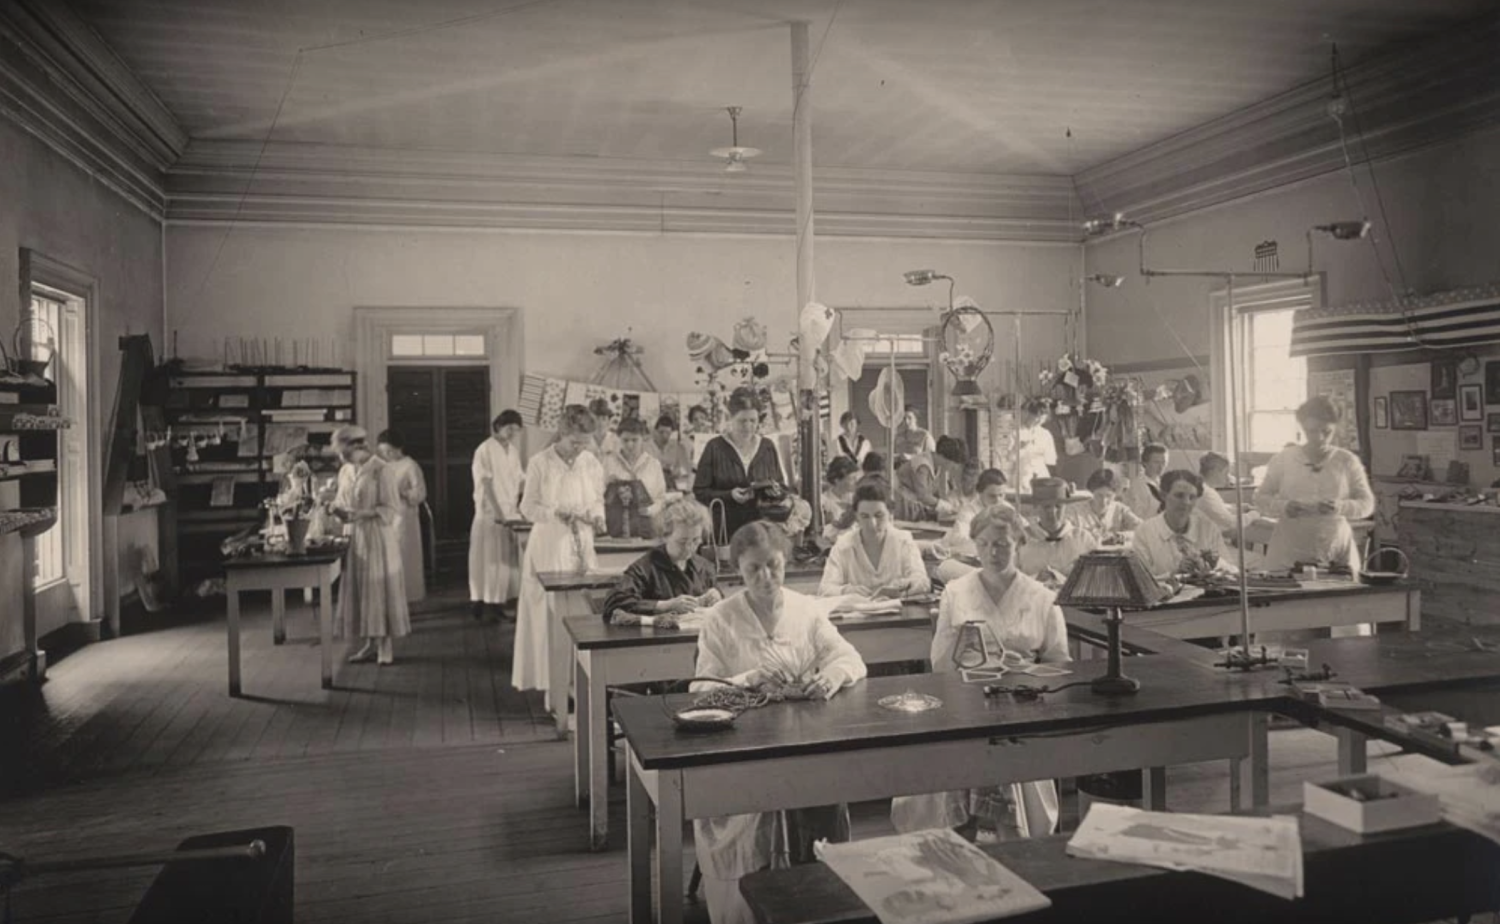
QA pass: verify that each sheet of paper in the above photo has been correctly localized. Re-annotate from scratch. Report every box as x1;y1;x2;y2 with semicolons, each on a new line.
817;827;1051;924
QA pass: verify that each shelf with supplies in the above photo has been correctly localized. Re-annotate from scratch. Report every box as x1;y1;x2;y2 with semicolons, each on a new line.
158;367;355;584
0;378;64;538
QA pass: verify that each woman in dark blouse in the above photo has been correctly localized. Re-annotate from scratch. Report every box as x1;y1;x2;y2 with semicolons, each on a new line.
693;386;786;541
602;498;721;626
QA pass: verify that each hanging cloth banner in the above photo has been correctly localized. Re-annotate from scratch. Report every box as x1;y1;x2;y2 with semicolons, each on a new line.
1290;283;1500;357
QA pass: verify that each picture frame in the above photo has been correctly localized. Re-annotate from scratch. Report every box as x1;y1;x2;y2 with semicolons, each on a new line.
1487;361;1500;406
1388;391;1428;431
1431;358;1458;400
1489;413;1500;434
1431;398;1457;426
1494;439;1500;467
1460;383;1484;421
1373;396;1388;429
1459;424;1483;450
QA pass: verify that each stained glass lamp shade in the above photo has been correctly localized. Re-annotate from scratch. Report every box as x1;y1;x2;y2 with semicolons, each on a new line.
1055;551;1171;696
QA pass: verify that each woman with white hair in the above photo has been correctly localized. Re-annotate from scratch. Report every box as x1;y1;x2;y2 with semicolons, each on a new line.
601;497;722;626
513;405;606;712
329;425;410;665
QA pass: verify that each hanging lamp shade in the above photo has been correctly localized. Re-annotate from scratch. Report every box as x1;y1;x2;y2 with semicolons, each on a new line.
869;366;905;428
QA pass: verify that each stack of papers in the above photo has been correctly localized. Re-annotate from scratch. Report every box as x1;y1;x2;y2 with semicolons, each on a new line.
1379;761;1500;845
1067;804;1304;900
822;595;903;618
817;828;1051;924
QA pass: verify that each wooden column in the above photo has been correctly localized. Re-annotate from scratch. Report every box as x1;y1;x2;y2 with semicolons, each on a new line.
791;20;821;529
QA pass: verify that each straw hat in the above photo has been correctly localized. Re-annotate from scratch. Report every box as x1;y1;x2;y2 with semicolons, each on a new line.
1014;477;1089;506
331;425;368;451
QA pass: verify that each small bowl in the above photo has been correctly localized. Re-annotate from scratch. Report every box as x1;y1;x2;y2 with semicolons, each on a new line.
671;707;737;733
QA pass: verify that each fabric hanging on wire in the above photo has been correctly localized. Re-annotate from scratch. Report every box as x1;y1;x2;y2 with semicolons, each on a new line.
869;366;905;428
1290;283;1500;357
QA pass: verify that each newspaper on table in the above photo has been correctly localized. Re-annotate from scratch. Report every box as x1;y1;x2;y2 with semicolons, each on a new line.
1066;803;1303;900
815;827;1050;924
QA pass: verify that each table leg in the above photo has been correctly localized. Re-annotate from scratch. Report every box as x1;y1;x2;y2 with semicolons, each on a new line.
1143;767;1168;810
1406;588;1421;631
588;652;610;851
1236;712;1270;809
319;570;334;690
627;747;652;924
575;653;590;808
1336;727;1368;775
271;588;286;645
550;591;582;739
655;770;684;924
227;588;242;697
1229;757;1242;812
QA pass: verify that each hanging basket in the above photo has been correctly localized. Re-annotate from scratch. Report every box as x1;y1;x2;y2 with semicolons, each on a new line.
13;314;56;379
1360;547;1408;586
938;305;994;397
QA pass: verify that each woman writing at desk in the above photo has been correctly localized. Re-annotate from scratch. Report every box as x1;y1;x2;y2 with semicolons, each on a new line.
601;497;721;626
892;505;1069;840
819;481;931;599
1253;396;1374;574
693;521;867;924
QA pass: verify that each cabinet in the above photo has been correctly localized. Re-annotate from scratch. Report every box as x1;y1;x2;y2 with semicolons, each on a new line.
1396;501;1500;626
162;370;354;585
1;375;68;681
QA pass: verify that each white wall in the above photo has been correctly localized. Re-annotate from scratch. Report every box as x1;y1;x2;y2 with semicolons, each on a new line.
0;116;163;658
1083;125;1500;367
164;226;1080;444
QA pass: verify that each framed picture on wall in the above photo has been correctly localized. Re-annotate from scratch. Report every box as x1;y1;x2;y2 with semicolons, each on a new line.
1431;359;1458;400
1461;383;1484;421
1373;396;1388;429
1494;438;1500;467
1460;424;1483;450
1489;413;1500;434
1487;361;1500;405
1389;391;1428;430
1431;399;1458;426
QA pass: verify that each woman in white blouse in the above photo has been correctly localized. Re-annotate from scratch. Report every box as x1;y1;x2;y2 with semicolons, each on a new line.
1065;468;1141;542
693;521;868;924
819;481;931;598
468;411;526;620
512;405;606;714
1253;396;1374;574
892;505;1069;840
1130;469;1228;578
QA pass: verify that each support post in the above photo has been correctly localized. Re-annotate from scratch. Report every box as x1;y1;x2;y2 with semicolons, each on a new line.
791;20;821;531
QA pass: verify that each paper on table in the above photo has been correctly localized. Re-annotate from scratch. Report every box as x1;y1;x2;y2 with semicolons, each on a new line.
1067;803;1303;900
816;827;1051;924
1378;760;1500;846
820;595;904;619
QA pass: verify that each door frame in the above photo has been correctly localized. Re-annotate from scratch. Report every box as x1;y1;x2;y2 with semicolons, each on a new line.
354;307;522;453
20;249;102;628
384;363;490;541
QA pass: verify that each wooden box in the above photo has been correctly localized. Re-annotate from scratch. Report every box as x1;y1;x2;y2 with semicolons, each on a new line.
1303;774;1441;834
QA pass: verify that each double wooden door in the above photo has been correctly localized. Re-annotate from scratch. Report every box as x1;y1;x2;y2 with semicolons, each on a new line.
386;366;491;543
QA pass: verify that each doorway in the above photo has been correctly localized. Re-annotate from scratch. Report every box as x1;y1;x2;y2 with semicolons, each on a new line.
386;366;491;557
848;365;929;461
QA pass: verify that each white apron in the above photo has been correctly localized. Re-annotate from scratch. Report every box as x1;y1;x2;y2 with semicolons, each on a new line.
469;438;525;604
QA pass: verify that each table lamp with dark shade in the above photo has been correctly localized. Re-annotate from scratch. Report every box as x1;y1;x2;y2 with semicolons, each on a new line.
1054;550;1172;696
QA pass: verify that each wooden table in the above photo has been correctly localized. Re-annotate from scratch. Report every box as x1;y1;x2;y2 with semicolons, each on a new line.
222;548;342;697
1067;579;1420;640
567;603;937;851
616;661;1278;924
740;810;1500;924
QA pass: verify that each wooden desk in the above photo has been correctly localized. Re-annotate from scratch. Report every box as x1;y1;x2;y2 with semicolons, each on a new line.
222;549;342;697
1070;580;1419;640
740;812;1500;924
567;604;937;851
616;662;1278;924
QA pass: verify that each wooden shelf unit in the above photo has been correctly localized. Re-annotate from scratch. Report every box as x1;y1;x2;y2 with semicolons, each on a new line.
1;376;64;683
162;368;354;585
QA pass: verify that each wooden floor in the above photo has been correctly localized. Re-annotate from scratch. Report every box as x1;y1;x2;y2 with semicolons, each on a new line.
0;579;1457;922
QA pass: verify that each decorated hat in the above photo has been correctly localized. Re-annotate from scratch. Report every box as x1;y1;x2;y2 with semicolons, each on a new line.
1015;476;1089;506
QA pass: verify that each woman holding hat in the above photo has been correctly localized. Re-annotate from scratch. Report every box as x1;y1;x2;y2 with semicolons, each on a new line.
469;410;527;620
329;425;410;665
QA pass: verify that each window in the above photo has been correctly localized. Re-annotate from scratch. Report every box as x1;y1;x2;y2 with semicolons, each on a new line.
28;292;64;588
389;332;486;358
869;334;927;356
1241;308;1307;452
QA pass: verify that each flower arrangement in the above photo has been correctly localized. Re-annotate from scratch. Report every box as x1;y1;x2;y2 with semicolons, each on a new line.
1034;353;1172;460
269;461;318;521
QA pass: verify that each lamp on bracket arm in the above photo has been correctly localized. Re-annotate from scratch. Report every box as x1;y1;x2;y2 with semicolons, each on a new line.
903;269;956;314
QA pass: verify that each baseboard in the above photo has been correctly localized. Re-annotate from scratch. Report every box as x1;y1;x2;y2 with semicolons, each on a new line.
0;647;42;684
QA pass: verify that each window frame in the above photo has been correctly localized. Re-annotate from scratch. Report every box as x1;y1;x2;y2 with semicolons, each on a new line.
1210;277;1320;458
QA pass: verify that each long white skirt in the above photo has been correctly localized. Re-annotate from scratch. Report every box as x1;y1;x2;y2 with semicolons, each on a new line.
511;519;595;706
468;515;517;604
337;518;412;640
395;505;425;603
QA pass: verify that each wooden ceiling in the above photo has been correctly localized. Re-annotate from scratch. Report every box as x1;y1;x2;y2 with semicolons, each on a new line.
69;0;1494;176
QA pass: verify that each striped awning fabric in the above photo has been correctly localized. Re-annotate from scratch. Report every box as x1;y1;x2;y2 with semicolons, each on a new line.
1290;283;1500;357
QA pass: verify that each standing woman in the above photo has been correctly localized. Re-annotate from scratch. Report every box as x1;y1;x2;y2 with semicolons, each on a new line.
1253;396;1374;574
693;387;786;543
513;405;606;712
376;429;427;604
693;521;867;924
1014;398;1058;493
330;426;410;665
469;411;526;620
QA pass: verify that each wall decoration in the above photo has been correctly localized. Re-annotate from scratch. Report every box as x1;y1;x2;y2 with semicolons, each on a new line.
1431;398;1457;426
1431;358;1458;400
1487;360;1500;405
1135;365;1209;454
1307;368;1359;452
1461;383;1484;421
1396;454;1432;480
1494;438;1500;467
1388;390;1428;430
1459;424;1483;450
1489;413;1500;434
1373;397;1388;429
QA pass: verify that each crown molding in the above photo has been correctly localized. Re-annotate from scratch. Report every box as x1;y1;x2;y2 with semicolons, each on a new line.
1075;11;1500;225
0;0;186;167
165;141;1084;241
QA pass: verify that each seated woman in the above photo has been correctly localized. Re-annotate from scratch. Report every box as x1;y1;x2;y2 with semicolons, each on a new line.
602;416;668;537
819;455;861;547
693;521;868;924
819;481;932;599
1018;485;1099;586
932;467;1015;583
892;453;941;522
1065;468;1141;543
601;497;721;626
1130;469;1229;579
892;505;1069;840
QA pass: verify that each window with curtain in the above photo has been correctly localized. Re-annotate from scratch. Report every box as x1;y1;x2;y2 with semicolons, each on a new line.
28;292;64;588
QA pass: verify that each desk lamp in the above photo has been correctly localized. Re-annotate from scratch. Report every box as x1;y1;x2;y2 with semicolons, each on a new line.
1055;551;1171;696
